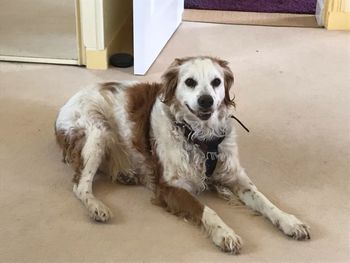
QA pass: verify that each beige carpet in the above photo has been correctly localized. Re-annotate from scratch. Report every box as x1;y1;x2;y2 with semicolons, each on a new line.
0;22;349;262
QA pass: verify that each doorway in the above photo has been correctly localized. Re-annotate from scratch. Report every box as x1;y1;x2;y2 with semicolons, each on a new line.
0;0;79;64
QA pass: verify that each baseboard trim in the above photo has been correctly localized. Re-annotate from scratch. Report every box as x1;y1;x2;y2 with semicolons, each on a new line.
84;11;133;70
324;0;350;30
325;11;350;29
85;49;108;70
0;56;79;65
183;9;320;28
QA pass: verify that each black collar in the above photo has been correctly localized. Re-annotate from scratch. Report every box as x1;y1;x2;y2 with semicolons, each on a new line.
175;121;225;177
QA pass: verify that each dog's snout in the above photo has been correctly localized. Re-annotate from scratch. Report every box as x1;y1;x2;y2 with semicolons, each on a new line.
198;95;214;109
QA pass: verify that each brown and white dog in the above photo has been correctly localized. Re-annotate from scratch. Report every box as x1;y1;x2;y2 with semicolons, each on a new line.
55;56;310;253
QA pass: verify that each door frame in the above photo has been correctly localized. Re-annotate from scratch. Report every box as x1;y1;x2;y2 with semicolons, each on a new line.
0;0;186;72
79;0;185;73
324;0;350;30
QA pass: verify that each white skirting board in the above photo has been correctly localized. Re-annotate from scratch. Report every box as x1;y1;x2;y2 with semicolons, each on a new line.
316;0;325;26
0;56;79;65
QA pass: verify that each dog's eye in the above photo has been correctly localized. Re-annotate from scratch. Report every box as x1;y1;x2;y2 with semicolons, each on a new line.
185;78;197;88
211;78;221;88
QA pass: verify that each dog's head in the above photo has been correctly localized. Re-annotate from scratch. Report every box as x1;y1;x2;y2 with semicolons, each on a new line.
160;56;234;125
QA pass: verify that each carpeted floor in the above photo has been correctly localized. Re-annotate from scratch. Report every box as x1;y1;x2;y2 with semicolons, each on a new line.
185;0;317;14
0;22;349;262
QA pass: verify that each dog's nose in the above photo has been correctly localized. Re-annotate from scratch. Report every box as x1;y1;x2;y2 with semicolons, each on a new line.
198;95;214;109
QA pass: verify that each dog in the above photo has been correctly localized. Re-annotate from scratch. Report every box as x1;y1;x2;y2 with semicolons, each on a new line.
55;56;310;253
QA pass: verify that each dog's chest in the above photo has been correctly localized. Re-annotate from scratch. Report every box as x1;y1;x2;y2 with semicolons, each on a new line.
183;141;206;169
162;133;238;194
163;138;210;193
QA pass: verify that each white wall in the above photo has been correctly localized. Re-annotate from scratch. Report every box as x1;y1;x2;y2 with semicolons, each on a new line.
103;0;132;47
344;0;350;11
133;0;184;74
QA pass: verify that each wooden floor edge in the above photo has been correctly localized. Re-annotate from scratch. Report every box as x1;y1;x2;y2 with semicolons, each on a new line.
183;9;321;28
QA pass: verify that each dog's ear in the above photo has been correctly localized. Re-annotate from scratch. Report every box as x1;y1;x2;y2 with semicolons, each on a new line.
215;58;235;107
160;59;181;105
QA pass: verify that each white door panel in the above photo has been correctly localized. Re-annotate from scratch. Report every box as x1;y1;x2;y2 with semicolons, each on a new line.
133;0;184;75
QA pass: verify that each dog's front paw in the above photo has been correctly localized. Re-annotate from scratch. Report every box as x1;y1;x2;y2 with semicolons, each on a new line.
211;226;243;254
87;199;112;222
277;214;310;240
202;207;243;254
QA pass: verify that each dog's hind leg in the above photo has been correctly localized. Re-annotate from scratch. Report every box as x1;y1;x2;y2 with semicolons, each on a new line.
73;127;112;222
155;184;242;254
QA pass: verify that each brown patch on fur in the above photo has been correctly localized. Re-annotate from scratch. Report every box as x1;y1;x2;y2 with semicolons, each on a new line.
55;127;86;184
155;184;204;224
160;61;180;105
209;57;235;107
99;82;119;94
126;82;161;156
98;83;119;109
